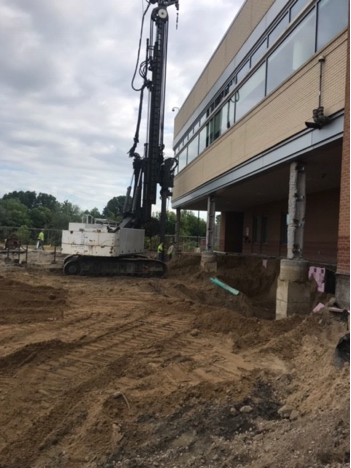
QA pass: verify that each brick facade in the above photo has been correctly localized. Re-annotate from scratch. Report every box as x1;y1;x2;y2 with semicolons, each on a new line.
221;188;340;265
337;26;350;275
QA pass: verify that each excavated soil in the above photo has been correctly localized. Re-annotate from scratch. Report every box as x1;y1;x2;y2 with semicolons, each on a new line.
0;252;349;468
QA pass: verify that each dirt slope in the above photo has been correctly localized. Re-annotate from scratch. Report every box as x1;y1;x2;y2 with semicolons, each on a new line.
0;254;349;468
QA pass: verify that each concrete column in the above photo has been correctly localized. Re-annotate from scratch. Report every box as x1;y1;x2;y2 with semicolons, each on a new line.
276;163;310;319
276;259;311;319
202;194;217;272
206;194;216;251
175;208;181;253
287;161;306;259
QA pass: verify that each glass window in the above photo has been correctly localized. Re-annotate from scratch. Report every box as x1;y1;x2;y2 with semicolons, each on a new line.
317;0;348;51
235;63;266;121
237;61;250;84
178;147;187;172
266;9;316;95
187;135;199;164
261;216;268;244
220;99;235;134
290;0;311;22
199;126;207;154
251;40;267;67
268;13;289;46
253;216;260;244
280;213;288;245
207;111;222;144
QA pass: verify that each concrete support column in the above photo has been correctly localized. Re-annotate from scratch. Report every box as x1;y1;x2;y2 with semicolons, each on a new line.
206;194;216;251
287;161;306;259
201;194;217;272
276;259;311;319
175;208;181;253
276;162;310;319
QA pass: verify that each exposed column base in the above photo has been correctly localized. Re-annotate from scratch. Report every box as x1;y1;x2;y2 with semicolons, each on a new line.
335;273;350;310
201;251;217;273
276;259;310;320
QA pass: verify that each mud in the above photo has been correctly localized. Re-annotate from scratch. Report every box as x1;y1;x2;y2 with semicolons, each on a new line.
0;252;349;468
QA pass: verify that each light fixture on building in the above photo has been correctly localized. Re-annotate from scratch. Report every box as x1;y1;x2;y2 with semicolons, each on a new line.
305;106;331;129
305;56;331;130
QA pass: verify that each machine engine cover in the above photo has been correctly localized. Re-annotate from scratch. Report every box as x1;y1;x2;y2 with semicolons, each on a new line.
61;223;145;257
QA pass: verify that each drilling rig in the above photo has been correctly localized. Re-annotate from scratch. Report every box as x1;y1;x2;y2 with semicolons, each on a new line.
61;0;179;277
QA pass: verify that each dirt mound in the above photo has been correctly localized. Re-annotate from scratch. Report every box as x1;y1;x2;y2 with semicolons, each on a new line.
0;275;67;324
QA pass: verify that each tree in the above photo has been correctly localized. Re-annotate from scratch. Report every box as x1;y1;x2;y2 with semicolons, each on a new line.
144;217;160;242
0;198;32;227
3;191;37;209
103;196;126;220
30;207;52;228
180;211;206;237
85;207;102;219
36;193;59;211
59;200;82;221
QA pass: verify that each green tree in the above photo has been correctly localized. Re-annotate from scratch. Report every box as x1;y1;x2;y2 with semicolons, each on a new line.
0;199;32;227
30;207;52;228
2;191;37;209
36;193;59;211
84;207;102;219
59;200;82;220
180;211;206;237
144;217;160;242
14;225;31;245
103;196;126;220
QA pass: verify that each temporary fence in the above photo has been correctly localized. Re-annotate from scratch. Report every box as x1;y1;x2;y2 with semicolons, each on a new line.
0;226;219;255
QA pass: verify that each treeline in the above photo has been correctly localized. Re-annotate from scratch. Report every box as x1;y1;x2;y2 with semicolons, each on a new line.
0;191;206;243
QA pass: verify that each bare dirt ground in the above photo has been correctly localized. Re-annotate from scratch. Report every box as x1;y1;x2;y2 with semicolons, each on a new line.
0;251;349;468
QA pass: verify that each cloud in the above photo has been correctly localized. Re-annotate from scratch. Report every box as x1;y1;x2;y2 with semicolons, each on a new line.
0;0;244;212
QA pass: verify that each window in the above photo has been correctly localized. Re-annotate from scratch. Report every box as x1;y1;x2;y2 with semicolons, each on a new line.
290;0;311;22
187;135;199;164
237;61;250;84
199;126;207;154
280;213;288;245
251;40;267;67
253;216;260;244
268;13;289;46
221;99;235;134
266;9;316;95
261;216;268;244
178;147;187;172
235;63;266;121
317;0;348;51
207;112;222;146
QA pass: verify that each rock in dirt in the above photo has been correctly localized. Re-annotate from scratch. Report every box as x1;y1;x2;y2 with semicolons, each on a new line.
278;405;294;419
240;406;254;414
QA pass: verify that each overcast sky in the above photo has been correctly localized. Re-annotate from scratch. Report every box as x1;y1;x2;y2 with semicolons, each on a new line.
0;0;245;213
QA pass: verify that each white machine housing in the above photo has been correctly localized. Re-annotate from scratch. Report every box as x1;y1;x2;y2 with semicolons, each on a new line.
61;222;145;257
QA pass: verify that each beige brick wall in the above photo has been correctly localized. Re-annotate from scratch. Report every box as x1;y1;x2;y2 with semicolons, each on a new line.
173;33;348;201
174;0;275;137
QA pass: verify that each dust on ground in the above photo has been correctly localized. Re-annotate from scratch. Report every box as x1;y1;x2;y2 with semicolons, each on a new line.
0;251;349;468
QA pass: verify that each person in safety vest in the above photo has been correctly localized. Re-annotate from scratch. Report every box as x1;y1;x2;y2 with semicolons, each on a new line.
36;230;45;250
157;242;164;261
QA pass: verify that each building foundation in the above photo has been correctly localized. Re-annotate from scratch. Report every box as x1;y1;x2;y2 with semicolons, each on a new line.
276;259;310;319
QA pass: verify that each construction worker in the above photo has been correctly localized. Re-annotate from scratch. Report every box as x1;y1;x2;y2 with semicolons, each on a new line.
167;242;175;261
36;230;45;250
157;242;164;261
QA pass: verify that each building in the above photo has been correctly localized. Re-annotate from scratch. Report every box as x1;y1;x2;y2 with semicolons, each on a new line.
172;0;350;316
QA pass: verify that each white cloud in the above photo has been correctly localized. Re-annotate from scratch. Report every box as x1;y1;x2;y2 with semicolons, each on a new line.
0;0;244;212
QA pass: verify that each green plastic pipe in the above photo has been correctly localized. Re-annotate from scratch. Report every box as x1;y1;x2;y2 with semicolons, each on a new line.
210;277;240;296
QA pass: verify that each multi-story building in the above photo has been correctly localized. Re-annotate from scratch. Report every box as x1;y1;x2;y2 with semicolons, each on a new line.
172;0;350;315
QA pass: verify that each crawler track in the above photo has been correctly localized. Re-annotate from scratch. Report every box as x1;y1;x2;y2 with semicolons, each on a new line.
63;254;167;277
